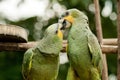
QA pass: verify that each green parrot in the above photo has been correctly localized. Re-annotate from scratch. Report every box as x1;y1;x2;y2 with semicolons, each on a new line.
59;9;103;80
22;23;63;80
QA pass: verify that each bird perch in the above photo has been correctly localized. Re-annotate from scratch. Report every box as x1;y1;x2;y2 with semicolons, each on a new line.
94;0;108;79
0;39;118;53
117;0;120;79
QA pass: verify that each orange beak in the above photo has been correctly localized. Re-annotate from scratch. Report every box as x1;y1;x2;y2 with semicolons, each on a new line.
63;15;74;23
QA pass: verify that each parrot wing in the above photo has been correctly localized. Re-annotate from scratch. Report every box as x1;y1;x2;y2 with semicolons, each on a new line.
87;33;102;69
22;48;34;80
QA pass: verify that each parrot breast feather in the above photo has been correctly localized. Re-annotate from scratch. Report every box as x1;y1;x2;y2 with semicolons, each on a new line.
87;33;102;72
22;48;34;79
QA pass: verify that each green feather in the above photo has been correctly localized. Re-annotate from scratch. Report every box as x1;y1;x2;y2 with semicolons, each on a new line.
60;9;102;80
22;23;62;80
22;48;34;80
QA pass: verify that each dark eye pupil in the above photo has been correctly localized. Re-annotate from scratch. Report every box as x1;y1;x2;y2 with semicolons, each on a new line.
55;30;58;34
61;12;69;18
65;12;69;16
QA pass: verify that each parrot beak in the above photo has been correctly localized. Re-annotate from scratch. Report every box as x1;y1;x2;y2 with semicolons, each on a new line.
63;15;74;23
58;19;68;30
59;15;74;30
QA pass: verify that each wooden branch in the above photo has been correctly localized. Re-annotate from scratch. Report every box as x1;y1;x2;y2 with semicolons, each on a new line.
101;45;117;53
103;38;117;45
0;42;38;51
117;0;120;79
94;0;103;43
0;41;118;53
94;0;108;80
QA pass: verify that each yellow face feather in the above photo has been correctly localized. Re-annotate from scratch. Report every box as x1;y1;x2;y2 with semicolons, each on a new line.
64;15;74;23
57;28;63;40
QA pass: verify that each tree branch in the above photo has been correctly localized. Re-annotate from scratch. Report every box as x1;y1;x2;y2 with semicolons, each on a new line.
117;0;120;79
0;40;118;53
103;38;117;45
94;0;108;79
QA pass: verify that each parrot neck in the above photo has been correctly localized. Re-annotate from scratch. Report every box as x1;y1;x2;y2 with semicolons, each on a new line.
36;36;62;55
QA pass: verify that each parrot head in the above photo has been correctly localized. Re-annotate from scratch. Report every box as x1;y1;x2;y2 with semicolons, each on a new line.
59;9;88;29
38;23;63;54
43;23;63;40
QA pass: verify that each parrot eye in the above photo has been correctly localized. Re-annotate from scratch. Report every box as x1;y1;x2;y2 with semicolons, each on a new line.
65;12;69;16
61;11;69;18
55;30;58;34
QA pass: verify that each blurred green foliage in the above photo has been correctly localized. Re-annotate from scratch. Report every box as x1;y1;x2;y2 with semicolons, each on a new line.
0;0;118;80
0;51;23;80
